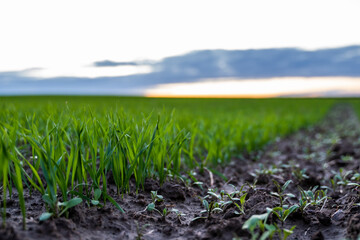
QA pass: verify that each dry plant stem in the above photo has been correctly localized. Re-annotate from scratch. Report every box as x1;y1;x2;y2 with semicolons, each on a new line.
205;168;214;187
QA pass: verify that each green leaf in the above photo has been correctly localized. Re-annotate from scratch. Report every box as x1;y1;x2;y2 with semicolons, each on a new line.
242;212;270;231
105;194;125;213
91;200;100;205
58;198;83;217
272;180;281;191
193;182;203;185
282;180;292;192
146;202;155;211
270;192;280;197
286;193;296;198
13;159;26;230
212;208;223;212
39;212;53;221
260;231;271;240
283;225;296;240
191;216;207;222
42;194;54;206
203;200;209;211
240;193;247;205
64;197;83;208
207;192;219;199
94;188;102;200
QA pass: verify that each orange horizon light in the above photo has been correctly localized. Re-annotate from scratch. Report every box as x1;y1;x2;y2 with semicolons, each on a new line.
144;77;360;98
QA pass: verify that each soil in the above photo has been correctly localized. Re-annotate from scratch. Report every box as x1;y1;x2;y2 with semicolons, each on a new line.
1;104;360;240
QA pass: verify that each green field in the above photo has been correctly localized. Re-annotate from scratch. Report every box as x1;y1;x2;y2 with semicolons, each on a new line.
0;96;348;228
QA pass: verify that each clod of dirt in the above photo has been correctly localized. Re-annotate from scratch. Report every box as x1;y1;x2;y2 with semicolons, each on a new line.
37;221;62;238
256;174;271;184
311;230;324;240
189;217;206;227
55;218;77;233
347;213;360;239
332;209;346;223
303;210;318;224
161;226;173;236
203;218;248;240
299;175;322;189
331;141;356;159
6;199;15;207
159;182;185;200
316;210;332;226
68;206;87;224
245;190;277;216
223;208;238;219
0;225;20;240
144;178;160;192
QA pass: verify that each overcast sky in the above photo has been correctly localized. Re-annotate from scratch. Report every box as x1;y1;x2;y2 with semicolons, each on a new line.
1;0;360;78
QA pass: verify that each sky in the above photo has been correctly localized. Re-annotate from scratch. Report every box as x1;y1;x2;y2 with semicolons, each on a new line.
1;0;360;96
144;77;360;98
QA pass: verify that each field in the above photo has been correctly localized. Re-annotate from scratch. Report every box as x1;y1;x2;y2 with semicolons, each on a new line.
1;96;360;239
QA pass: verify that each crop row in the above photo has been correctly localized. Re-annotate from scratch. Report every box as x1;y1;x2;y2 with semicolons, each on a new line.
0;97;334;228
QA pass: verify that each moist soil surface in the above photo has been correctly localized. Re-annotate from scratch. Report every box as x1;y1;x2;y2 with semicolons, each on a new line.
2;105;360;240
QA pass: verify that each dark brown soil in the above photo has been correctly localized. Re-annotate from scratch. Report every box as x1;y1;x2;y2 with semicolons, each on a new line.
1;104;360;240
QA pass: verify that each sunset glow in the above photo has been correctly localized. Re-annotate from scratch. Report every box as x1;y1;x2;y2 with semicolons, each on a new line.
145;77;360;98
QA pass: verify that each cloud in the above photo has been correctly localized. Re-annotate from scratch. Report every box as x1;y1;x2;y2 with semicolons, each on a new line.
1;45;360;95
93;60;140;67
155;45;360;79
93;60;154;67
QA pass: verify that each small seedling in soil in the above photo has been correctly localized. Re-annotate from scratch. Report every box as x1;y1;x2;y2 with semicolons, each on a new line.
341;155;354;162
159;207;170;220
226;192;247;215
227;184;247;198
243;211;296;240
252;164;282;177
204;187;247;215
351;173;360;181
271;180;295;208
282;162;309;181
246;180;258;190
191;199;222;222
298;186;329;208
329;178;338;192
91;188;102;206
40;197;83;221
70;187;104;207
150;191;163;204
143;191;170;220
206;188;221;201
333;168;353;186
242;212;273;240
201;199;223;217
324;134;341;158
185;170;204;190
140;191;163;215
344;181;360;198
274;224;296;240
297;197;311;215
193;181;204;190
330;168;353;192
135;221;150;240
292;168;309;181
171;208;186;222
145;203;170;220
267;205;299;225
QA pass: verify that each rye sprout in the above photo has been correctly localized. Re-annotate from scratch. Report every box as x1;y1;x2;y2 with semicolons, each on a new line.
271;180;295;208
